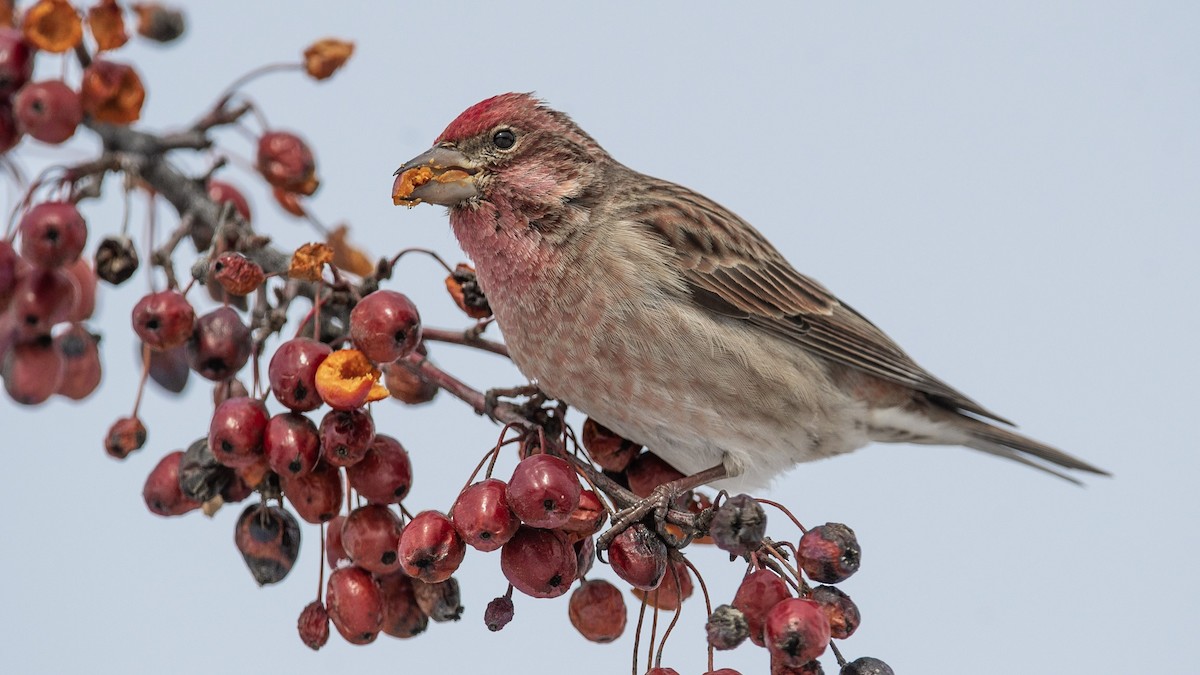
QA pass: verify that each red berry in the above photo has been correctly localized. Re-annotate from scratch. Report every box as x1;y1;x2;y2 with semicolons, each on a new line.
281;460;343;524
626;451;686;499
412;577;463;622
208;396;269;468
507;453;581;529
0;103;20;153
3;339;63;405
18;201;87;268
500;526;577;599
607;524;668;591
348;290;421;363
377;571;429;639
234;503;302;586
581;417;640;472
54;324;101;399
211;252;265;296
732;569;792;647
206;180;252;222
345;434;412;504
257;130;319;195
396;510;464;583
186;306;251;381
142;450;200;516
0;29;35;97
484;595;514;632
131;290;194;351
810;585;860;640
62;258;96;322
705;670;744;675
297;600;330;650
560;488;607;542
263;412;320;477
325;566;383;644
341;504;404;575
325;514;348;567
763;598;831;667
10;267;78;341
104;415;147;459
268;337;330;411
451;478;519;552
0;240;19;312
647;669;681;675
798;523;861;584
633;558;693;610
13;80;81;143
568;579;626;643
319;407;375;467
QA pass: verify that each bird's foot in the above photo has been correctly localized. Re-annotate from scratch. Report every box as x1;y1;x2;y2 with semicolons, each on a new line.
595;463;728;551
482;382;543;421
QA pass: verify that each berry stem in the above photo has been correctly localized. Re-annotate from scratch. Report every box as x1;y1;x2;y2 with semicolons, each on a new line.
387;246;455;274
214;63;304;111
679;555;714;672
631;594;648;675
317;521;326;602
756;497;809;533
654;562;684;668
131;343;151;418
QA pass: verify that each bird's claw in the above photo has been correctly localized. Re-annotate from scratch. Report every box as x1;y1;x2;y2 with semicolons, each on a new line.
482;382;542;421
595;483;688;552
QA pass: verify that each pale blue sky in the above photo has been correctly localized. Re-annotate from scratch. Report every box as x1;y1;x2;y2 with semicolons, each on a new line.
3;2;1197;674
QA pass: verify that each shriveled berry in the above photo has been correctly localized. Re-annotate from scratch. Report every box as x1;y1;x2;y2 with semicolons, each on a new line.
568;579;626;643
212;377;249;407
319;407;375;466
281;460;342;524
707;604;750;651
484;595;514;632
810;585;860;640
607;524;668;591
413;577;463;622
348;289;421;364
500;526;577;599
54;324;101;399
297;600;330;650
186;306;251;381
710;493;767;557
345;434;412;504
132;290;194;351
264;412;320;477
763;598;831;668
211;252;265;296
268;337;330;411
142;450;200;516
3;339;63;405
444;263;491;319
208;396;268;468
234;503;302;586
840;657;894;675
733;569;792;647
13;80;82;143
633;557;693;610
144;342;189;393
581;417;640;472
94;235;139;285
104;415;146;459
507;453;581;529
382;357;438;404
325;565;383;644
257;130;319;195
378;571;429;638
396;510;464;583
133;3;185;43
451;478;519;552
80;59;145;124
341;504;404;575
206;180;252;222
798;523;860;584
177;436;233;503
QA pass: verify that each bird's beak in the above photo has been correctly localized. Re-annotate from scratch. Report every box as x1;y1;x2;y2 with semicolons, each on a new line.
392;146;479;208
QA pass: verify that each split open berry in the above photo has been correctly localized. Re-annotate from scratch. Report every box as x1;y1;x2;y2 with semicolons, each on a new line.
314;348;387;410
325;565;383;645
142;450;200;516
507;453;581;529
234;503;302;586
839;657;894;675
10;267;78;341
297;600;330;651
341;504;404;575
348;289;421;364
710;493;767;557
206;180;252;222
581;417;640;472
810;585;860;640
484;595;514;632
257;130;319;195
560;488;607;542
633;557;693;610
177;436;234;504
607;523;668;591
80;59;145;124
13;80;82;144
568;579;626;643
345;434;412;504
444;263;491;319
413;577;463;622
500;526;577;599
798;523;861;584
707;604;750;651
377;571;429;638
263;412;320;477
763;598;831;668
0;29;35;96
94;235;139;285
208;396;269;468
105;416;146;459
131;290;194;350
319;407;375;467
451;478;520;552
186;306;251;381
3;339;63;405
396;510;464;583
54;324;101;399
268;337;330;412
733;569;792;647
281;460;343;524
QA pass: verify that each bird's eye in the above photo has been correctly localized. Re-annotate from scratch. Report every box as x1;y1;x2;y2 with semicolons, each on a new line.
492;129;516;150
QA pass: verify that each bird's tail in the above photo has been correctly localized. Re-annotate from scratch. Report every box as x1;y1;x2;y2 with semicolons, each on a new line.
954;414;1110;485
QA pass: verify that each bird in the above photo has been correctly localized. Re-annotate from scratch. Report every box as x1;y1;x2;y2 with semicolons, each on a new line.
392;92;1107;495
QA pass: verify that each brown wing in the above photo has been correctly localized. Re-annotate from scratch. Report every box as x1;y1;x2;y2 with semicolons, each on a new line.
628;177;1011;424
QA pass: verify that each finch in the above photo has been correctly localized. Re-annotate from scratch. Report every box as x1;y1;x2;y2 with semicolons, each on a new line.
393;93;1106;491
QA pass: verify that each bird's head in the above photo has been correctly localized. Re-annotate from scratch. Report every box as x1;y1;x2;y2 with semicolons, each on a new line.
392;93;607;218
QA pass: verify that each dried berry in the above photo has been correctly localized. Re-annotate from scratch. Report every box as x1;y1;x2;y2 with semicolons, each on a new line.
234;503;302;586
413;577;463;623
105;416;146;459
811;585;860;639
710;493;767;557
484;595;514;632
568;579;626;643
706;604;749;651
798;523;861;584
94;235;139;285
296;600;329;650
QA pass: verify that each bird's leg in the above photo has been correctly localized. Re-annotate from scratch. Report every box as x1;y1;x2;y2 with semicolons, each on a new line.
596;463;728;552
482;382;543;421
